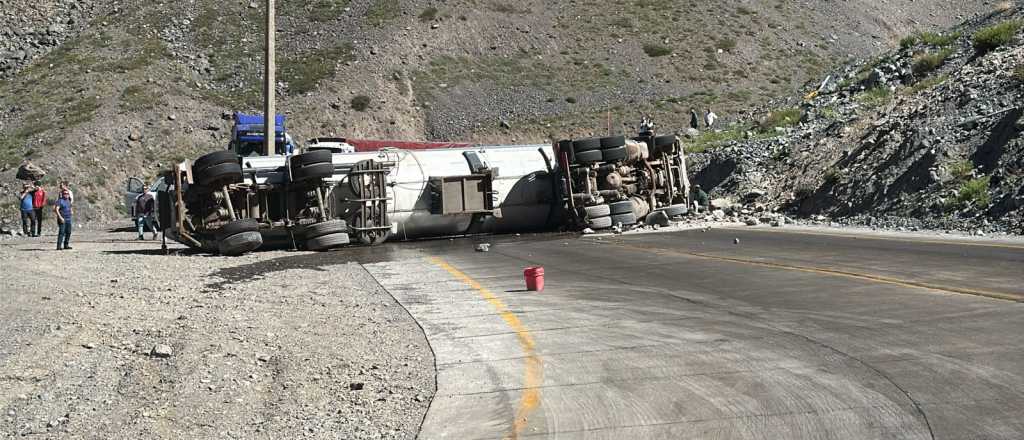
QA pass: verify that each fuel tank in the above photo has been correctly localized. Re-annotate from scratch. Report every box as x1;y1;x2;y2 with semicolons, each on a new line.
239;144;560;240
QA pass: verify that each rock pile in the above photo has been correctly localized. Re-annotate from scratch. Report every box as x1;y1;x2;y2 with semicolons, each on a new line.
0;0;111;77
688;8;1024;235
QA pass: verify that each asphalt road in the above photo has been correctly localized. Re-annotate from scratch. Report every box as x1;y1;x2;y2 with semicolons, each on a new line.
364;227;1024;440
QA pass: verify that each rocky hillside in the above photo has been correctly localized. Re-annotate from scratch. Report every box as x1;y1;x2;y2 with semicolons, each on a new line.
0;0;999;221
688;4;1024;235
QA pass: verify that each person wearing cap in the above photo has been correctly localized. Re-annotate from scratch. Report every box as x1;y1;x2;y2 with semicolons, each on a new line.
19;183;36;236
134;189;157;240
32;181;47;237
54;189;74;250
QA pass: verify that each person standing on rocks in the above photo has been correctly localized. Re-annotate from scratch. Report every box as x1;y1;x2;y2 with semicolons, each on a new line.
32;181;47;237
19;183;36;237
54;189;74;250
704;109;718;129
134;189;157;240
689;108;700;131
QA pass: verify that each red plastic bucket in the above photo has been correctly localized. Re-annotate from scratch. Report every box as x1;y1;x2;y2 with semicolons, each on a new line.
524;266;545;292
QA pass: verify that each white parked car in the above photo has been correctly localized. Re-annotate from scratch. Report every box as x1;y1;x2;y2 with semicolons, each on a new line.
306;137;356;154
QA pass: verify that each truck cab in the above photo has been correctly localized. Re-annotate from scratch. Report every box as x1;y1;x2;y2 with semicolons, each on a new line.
231;112;289;156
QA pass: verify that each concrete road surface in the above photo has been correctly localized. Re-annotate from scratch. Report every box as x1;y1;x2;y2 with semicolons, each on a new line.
364;227;1024;440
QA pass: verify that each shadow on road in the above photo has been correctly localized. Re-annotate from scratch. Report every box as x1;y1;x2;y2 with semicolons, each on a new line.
102;248;205;256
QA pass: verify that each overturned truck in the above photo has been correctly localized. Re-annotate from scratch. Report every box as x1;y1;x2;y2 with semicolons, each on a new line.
156;129;690;255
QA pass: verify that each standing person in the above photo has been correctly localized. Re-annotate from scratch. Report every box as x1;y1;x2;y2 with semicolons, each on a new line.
54;189;74;250
704;108;718;129
689;108;700;130
59;181;74;204
32;181;47;237
19;183;36;236
134;190;157;240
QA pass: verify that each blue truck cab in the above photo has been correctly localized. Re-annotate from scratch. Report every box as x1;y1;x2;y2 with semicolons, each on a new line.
231;112;292;156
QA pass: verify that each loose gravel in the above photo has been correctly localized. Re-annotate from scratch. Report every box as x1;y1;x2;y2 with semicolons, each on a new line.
0;226;434;439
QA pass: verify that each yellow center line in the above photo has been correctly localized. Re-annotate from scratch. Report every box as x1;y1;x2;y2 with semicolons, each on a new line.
611;243;1023;303
722;226;1024;250
429;257;543;439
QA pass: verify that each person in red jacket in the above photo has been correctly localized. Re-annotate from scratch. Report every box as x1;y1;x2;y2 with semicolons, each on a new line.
32;181;46;237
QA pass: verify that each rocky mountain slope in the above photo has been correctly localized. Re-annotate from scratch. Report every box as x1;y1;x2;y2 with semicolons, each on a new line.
0;0;999;221
688;4;1024;235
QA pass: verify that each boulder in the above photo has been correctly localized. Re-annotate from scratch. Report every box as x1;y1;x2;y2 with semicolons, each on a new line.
16;162;45;181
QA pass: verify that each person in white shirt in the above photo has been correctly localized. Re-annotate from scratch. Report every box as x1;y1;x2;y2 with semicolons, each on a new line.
704;109;718;129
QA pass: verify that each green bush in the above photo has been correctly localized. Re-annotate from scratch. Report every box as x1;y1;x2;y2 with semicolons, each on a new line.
350;95;371;111
564;96;577;104
418;6;438;21
758;107;801;132
919;31;961;47
973;20;1022;54
1013;63;1024;83
957;176;991;207
715;38;737;52
857;87;892;108
900;35;918;49
642;43;672;57
948;160;974;180
912;49;953;75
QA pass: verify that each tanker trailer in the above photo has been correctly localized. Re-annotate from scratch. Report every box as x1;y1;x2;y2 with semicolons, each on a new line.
157;143;561;255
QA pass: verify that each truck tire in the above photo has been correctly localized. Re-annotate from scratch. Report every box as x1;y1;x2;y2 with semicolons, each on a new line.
292;162;334;182
574;149;602;164
290;150;332;167
655;204;689;217
601;146;627;162
193;150;238;173
306;232;350;251
600;136;626;148
654;135;677;148
218;231;263;256
215;219;260;241
611;212;637;225
298;219;347;239
558;140;575;163
196;162;243;186
609;200;633;215
572;138;601;153
581;204;611;218
587;215;613;229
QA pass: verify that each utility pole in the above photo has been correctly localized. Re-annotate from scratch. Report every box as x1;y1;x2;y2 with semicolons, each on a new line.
263;0;276;156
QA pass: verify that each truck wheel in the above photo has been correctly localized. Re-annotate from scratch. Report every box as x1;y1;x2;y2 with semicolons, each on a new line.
215;219;260;241
290;150;332;167
193;150;238;173
656;204;689;217
601;146;627;163
609;200;633;215
572;138;601;153
292;162;334;182
654;135;676;148
306;232;350;251
218;231;263;256
587;216;613;229
611;212;637;225
581;204;611;218
574;149;602;164
558;140;575;163
298;219;347;239
600;136;626;148
196;162;243;186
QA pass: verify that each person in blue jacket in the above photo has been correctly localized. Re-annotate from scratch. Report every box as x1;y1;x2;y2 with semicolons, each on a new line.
53;189;74;250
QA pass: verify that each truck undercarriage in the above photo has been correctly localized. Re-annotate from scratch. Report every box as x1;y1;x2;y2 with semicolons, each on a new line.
157;127;690;255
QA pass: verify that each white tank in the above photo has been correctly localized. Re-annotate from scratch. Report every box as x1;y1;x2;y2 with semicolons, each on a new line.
317;144;559;239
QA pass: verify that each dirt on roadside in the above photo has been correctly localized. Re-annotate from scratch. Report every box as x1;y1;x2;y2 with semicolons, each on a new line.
0;226;434;439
